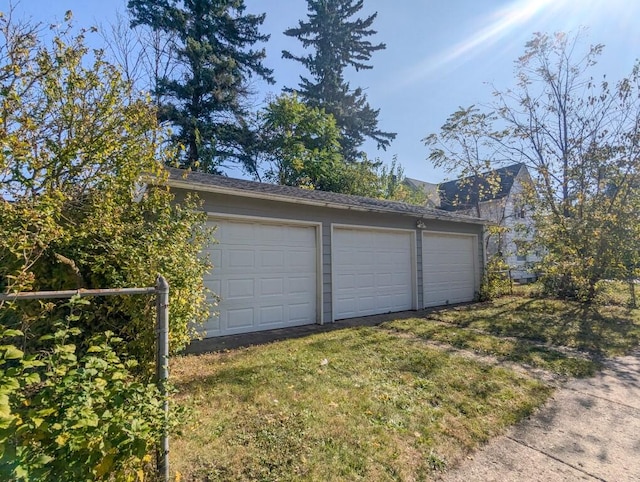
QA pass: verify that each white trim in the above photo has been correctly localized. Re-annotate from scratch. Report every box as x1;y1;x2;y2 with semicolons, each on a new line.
421;230;479;308
206;213;323;326
330;224;418;322
206;211;320;228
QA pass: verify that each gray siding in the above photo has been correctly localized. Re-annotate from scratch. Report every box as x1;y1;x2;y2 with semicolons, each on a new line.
322;221;332;322
174;188;485;324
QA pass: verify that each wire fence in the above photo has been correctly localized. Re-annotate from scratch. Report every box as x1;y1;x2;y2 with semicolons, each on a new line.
0;275;170;481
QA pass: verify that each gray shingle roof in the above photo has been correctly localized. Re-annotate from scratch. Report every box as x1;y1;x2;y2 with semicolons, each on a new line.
438;163;524;211
166;168;486;224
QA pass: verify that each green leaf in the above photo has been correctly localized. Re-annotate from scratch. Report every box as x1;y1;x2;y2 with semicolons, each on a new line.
71;412;99;429
31;417;44;428
94;452;116;478
35;408;56;418
1;345;23;360
24;372;41;385
32;454;54;466
1;329;23;337
0;378;20;394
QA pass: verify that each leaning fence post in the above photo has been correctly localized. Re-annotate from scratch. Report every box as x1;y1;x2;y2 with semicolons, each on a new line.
155;275;170;482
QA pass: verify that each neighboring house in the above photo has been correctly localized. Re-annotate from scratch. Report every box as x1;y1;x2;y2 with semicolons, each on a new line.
407;163;539;282
167;168;487;338
404;178;440;208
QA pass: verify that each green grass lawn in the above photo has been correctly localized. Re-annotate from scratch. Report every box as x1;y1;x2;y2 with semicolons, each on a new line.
171;328;550;481
381;317;599;377
171;290;639;481
407;293;640;358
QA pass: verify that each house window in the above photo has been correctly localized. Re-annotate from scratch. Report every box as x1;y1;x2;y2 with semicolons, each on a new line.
515;207;526;219
514;239;527;262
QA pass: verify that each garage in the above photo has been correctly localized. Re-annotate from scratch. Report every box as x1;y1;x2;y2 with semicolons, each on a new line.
423;232;477;307
167;168;486;336
203;217;319;336
332;226;415;320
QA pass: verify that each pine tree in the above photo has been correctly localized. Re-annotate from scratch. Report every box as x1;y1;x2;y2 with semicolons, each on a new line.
283;0;395;161
127;0;274;173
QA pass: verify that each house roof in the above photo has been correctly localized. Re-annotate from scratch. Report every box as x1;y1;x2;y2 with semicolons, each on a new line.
404;177;439;192
166;168;486;225
404;177;441;208
438;163;525;211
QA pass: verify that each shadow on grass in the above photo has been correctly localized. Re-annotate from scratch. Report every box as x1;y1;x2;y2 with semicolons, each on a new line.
421;297;640;359
381;318;599;378
176;327;403;393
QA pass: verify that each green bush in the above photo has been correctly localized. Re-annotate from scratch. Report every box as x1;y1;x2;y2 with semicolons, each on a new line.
0;13;198;481
0;300;169;481
0;15;210;360
479;257;513;301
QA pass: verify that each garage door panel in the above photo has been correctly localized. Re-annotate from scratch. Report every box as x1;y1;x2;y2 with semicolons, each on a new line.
423;233;476;307
260;250;285;267
226;279;255;299
288;276;314;294
357;273;375;288
227;308;255;329
288;250;316;268
287;227;316;243
333;228;414;320
260;225;285;242
394;293;410;307
260;278;284;296
377;293;393;306
203;312;220;334
209;248;222;270
289;302;314;322
259;306;284;325
203;219;318;337
335;298;357;318
207;279;222;295
227;249;254;269
377;273;393;287
336;274;355;289
222;222;255;243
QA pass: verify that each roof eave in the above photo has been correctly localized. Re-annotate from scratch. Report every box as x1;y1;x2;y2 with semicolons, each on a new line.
166;178;488;225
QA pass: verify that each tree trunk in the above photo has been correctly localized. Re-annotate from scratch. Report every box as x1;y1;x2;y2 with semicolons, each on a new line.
629;278;637;308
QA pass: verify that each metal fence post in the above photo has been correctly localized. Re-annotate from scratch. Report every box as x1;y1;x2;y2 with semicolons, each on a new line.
156;275;170;482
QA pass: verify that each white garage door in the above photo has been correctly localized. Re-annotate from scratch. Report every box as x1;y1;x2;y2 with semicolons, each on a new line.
333;227;414;320
203;218;318;337
423;232;477;307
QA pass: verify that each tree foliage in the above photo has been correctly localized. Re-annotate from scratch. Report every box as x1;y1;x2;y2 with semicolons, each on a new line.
0;13;210;357
283;0;395;161
0;11;210;478
425;32;640;301
258;94;423;203
127;0;274;173
424;106;507;216
259;93;343;189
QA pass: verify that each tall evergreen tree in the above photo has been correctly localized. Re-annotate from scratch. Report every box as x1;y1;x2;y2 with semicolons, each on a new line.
127;0;273;173
283;0;395;161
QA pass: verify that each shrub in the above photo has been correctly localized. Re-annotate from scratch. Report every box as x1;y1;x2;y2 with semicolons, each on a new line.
479;256;513;301
0;14;210;360
0;300;170;481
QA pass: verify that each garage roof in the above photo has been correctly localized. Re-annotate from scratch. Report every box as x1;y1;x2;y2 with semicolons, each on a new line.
166;168;487;225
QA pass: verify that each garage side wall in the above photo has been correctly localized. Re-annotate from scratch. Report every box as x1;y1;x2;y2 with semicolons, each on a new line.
173;189;485;323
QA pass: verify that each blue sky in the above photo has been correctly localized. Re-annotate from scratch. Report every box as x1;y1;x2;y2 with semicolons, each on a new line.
8;0;640;182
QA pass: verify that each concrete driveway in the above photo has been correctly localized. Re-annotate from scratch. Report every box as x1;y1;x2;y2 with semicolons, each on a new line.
442;351;640;481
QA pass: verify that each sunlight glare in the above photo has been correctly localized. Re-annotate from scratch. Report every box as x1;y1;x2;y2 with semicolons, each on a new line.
442;0;555;67
397;0;638;88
